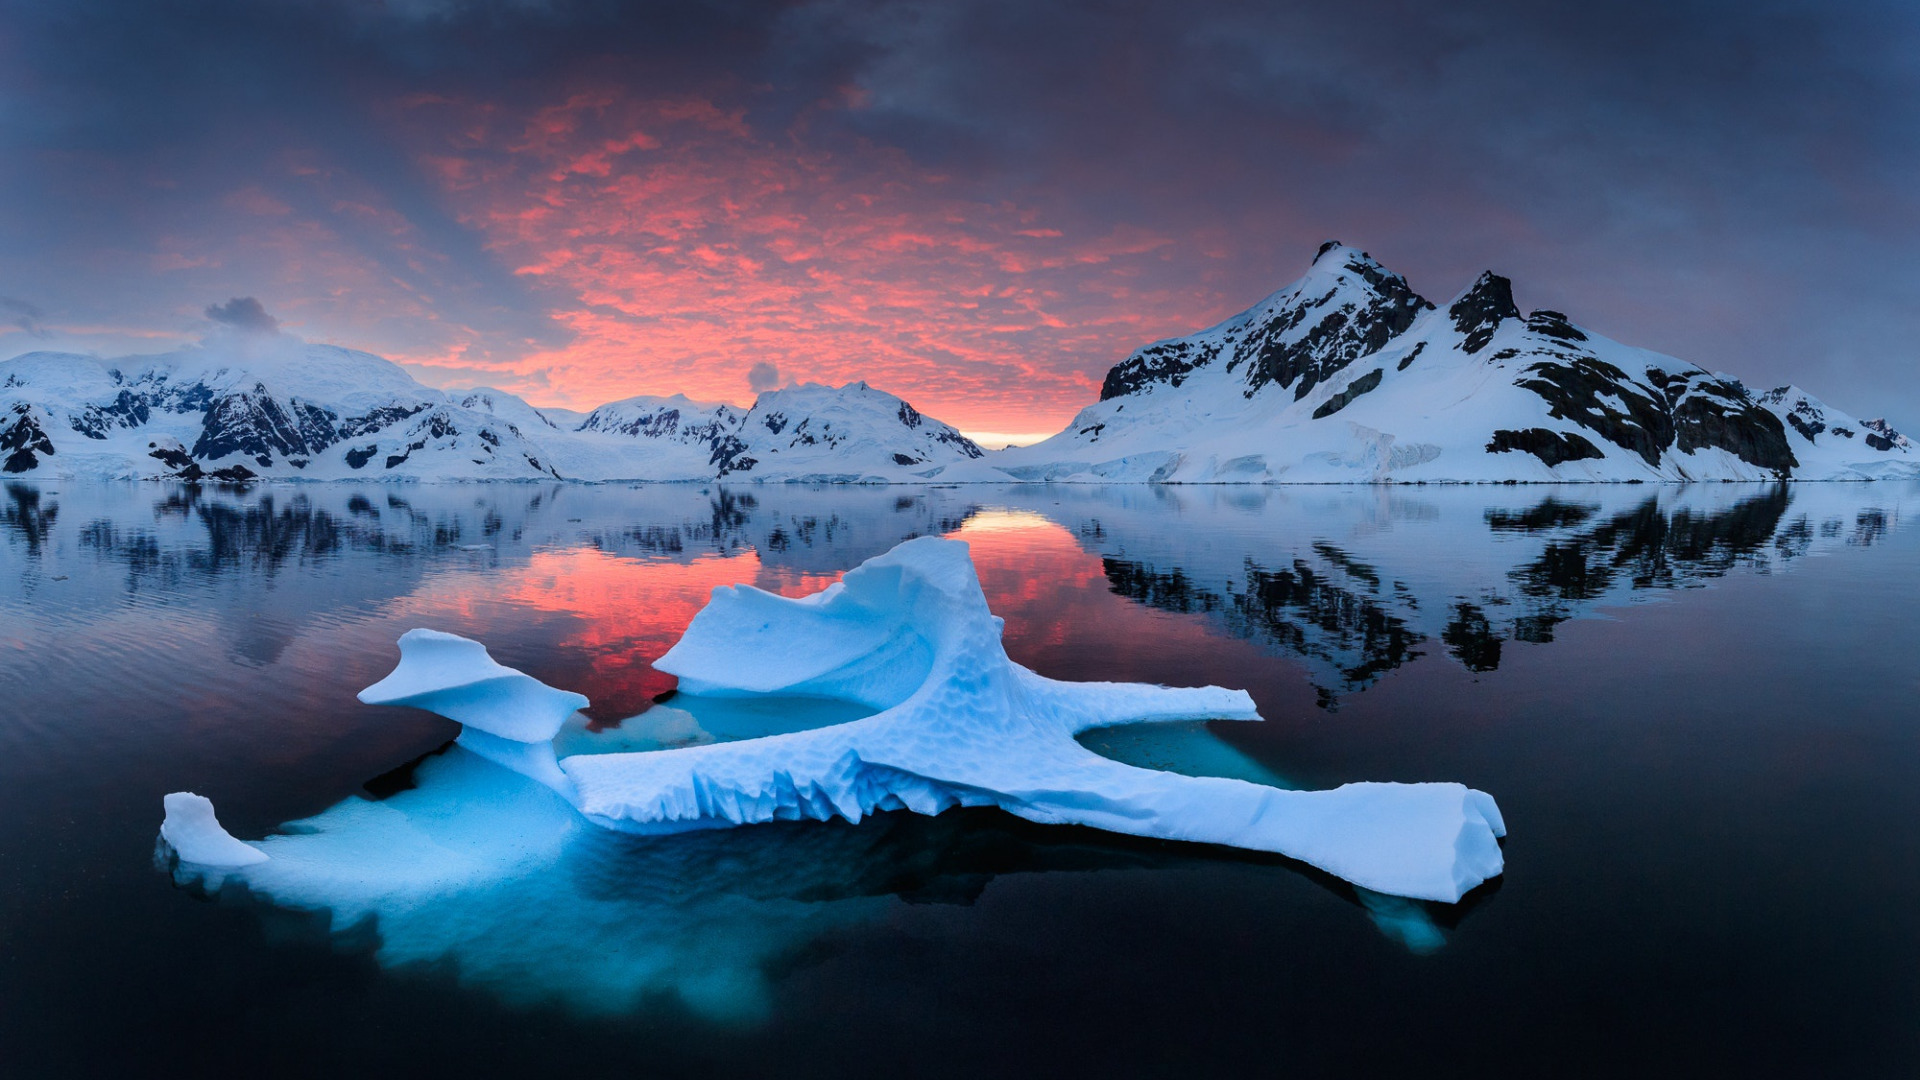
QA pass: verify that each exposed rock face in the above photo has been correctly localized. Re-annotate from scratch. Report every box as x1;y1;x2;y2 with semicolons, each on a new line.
1512;352;1796;475
1523;310;1586;344
71;390;151;438
1860;419;1910;453
1515;355;1673;467
1237;250;1431;401
709;434;756;477
1100;244;1432;404
578;397;741;444
1449;273;1520;355
1002;241;1919;483
1670;393;1796;477
1487;428;1606;467
1100;339;1210;401
192;388;323;467
1312;368;1384;419
2;403;56;473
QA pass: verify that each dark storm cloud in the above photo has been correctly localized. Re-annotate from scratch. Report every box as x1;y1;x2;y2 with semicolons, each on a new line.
0;296;47;336
767;1;1920;417
747;361;782;394
204;296;279;333
2;0;1916;421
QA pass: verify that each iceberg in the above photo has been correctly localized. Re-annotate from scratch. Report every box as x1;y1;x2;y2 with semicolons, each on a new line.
164;536;1503;903
159;792;269;867
569;537;1505;902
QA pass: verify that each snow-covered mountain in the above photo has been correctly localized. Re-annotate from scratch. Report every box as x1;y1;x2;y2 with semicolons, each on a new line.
999;242;1919;483
6;247;1911;484
473;392;742;481
0;340;983;483
707;382;986;482
0;344;565;482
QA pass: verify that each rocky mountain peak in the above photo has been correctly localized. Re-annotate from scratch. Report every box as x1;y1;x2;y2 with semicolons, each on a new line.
1303;242;1414;294
1098;244;1432;403
1448;272;1519;355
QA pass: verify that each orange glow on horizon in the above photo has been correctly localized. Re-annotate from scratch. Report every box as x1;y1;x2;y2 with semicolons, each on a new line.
379;88;1246;432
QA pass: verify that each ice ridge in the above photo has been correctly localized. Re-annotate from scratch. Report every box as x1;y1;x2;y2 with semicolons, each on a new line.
162;537;1505;903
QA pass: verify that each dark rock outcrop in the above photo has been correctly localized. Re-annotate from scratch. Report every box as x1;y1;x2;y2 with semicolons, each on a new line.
1449;273;1519;355
1516;357;1673;467
1312;368;1384;419
2;404;56;473
1524;310;1588;344
1101;244;1432;404
192;388;317;467
1101;339;1215;401
1240;254;1431;401
1486;428;1607;467
1671;394;1796;477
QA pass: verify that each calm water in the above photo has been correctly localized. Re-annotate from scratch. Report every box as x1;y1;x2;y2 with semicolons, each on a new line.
2;480;1917;1076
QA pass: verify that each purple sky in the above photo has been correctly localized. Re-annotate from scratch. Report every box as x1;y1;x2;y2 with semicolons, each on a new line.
2;0;1915;437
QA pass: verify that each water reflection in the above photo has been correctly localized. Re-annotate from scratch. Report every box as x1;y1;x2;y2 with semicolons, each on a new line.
5;478;1910;711
1017;483;1908;705
4;481;57;555
6;478;1909;709
5;477;1914;1021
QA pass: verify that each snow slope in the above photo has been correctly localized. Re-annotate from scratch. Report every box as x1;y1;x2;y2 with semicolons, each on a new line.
1;344;565;481
162;536;1507;903
0;340;983;482
709;382;988;482
999;243;1920;483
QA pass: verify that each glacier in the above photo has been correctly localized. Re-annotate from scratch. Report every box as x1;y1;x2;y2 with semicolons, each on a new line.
163;535;1506;904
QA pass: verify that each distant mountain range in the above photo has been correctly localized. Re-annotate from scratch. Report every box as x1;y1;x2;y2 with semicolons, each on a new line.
0;344;989;482
3;243;1913;483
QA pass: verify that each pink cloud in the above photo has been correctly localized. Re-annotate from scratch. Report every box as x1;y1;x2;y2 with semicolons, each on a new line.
378;86;1256;430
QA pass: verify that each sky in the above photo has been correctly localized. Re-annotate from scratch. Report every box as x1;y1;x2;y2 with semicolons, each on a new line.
2;0;1916;441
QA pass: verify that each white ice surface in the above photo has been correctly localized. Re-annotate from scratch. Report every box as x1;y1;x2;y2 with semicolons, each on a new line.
358;629;589;744
159;791;269;867
575;538;1506;902
187;536;1504;902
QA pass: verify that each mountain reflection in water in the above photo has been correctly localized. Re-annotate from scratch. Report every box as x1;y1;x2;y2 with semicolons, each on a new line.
5;480;1906;711
3;478;1918;1073
1085;484;1898;705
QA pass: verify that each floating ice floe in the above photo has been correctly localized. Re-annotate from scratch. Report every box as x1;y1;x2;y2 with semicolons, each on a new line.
158;792;269;867
163;536;1505;903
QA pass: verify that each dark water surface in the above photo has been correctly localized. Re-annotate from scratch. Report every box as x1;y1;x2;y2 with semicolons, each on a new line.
2;480;1917;1077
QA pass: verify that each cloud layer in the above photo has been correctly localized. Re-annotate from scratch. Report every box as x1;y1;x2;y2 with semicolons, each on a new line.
2;0;1916;431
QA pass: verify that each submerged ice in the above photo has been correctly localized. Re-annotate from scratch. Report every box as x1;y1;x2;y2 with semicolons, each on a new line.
164;536;1505;904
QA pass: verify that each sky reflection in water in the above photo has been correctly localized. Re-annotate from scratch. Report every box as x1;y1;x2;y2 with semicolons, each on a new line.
3;479;1918;1073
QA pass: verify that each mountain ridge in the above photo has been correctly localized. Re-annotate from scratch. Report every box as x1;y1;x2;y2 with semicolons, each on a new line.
0;344;984;482
3;244;1913;483
999;243;1917;483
